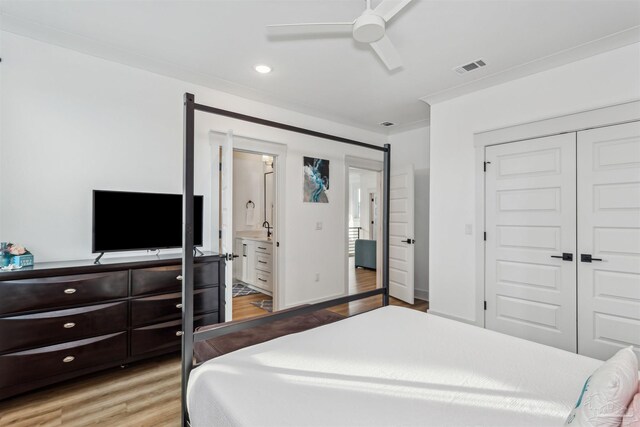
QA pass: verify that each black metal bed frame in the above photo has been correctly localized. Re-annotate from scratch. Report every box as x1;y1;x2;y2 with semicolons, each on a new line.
180;92;391;426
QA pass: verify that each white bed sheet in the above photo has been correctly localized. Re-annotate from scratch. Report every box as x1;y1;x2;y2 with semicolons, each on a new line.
188;306;601;427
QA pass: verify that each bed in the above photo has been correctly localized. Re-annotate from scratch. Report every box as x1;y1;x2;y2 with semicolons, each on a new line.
187;306;601;426
179;94;609;427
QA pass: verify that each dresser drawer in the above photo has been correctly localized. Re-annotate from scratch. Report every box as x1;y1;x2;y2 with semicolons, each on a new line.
0;302;127;354
131;262;219;296
255;254;272;273
0;271;128;315
131;313;219;357
255;243;272;255
131;287;219;327
0;332;127;388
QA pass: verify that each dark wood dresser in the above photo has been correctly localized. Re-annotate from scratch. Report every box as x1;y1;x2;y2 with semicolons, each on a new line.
0;253;225;400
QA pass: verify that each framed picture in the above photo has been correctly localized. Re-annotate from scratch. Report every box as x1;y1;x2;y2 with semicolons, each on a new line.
303;157;329;203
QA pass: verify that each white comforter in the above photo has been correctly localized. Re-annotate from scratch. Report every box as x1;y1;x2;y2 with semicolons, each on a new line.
188;306;601;426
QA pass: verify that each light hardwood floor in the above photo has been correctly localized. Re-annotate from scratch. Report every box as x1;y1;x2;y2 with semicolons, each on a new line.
0;262;427;426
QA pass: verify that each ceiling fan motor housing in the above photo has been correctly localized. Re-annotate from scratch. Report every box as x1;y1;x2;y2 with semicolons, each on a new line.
353;14;386;43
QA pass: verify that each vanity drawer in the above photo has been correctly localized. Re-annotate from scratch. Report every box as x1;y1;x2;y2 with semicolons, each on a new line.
131;262;219;296
255;271;272;291
0;332;127;388
131;287;219;327
255;243;272;255
0;302;127;354
0;271;128;315
131;313;219;357
255;254;272;273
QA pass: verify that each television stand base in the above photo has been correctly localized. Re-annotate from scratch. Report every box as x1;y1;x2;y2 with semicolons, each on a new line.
93;252;105;264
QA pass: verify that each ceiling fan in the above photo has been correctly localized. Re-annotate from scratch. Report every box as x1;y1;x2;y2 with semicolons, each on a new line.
266;0;413;71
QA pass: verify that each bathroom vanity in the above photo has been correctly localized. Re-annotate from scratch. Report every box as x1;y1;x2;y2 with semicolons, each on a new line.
234;237;273;294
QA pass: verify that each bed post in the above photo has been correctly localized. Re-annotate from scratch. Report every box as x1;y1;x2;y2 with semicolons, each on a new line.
382;143;391;306
181;92;195;427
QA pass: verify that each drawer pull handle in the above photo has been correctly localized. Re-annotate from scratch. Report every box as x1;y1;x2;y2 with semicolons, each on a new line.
258;260;267;264
176;331;184;337
258;247;267;250
63;322;76;329
64;288;76;294
258;278;267;282
63;356;75;363
176;303;183;309
176;275;183;281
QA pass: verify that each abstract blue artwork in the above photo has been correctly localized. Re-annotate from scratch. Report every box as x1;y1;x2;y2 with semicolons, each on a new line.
303;157;329;203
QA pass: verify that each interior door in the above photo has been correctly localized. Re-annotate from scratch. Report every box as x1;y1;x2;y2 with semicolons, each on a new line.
485;133;577;352
577;121;640;361
220;131;234;321
389;165;415;304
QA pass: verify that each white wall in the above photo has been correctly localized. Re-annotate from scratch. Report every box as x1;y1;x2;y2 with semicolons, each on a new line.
233;151;267;233
0;31;386;309
429;42;640;325
388;126;430;300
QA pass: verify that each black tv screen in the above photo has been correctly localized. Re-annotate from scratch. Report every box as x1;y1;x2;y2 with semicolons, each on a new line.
92;190;203;253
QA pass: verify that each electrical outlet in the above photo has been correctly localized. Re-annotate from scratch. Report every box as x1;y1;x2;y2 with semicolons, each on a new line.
316;222;323;230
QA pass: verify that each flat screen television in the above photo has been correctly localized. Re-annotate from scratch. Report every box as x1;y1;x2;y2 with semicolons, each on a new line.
92;190;204;253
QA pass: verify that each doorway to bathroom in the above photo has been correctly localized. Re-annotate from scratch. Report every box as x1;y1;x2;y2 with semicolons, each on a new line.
209;130;285;322
231;150;277;319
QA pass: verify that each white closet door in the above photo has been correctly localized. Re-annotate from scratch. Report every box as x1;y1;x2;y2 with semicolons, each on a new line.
577;121;640;361
389;165;415;304
485;133;577;352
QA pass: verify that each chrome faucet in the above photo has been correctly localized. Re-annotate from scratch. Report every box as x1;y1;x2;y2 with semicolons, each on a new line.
262;220;273;238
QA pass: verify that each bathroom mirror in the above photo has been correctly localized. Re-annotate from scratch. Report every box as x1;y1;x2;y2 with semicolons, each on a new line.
264;172;274;225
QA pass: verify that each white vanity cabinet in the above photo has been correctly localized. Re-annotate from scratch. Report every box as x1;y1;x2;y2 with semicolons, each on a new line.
254;242;273;292
234;238;273;294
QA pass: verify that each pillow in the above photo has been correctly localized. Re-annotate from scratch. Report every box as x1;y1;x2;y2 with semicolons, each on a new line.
622;383;640;427
565;346;639;427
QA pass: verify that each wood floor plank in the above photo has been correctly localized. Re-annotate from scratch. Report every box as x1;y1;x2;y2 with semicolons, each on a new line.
0;261;427;426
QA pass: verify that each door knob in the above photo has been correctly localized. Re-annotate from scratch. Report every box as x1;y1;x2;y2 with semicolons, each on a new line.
550;253;573;261
581;254;603;263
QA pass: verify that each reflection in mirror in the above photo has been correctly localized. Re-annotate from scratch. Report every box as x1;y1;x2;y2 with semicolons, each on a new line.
264;172;274;226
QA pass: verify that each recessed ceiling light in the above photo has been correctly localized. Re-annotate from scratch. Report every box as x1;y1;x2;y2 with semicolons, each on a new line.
254;64;272;74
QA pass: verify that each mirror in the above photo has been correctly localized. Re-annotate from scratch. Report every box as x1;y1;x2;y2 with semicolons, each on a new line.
264;172;274;225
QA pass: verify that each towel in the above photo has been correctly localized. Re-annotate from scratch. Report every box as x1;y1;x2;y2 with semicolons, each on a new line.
245;207;255;226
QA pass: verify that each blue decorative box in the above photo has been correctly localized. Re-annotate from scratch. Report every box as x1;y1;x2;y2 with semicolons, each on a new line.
9;254;34;267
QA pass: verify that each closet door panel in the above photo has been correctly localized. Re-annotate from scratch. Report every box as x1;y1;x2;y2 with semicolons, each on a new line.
485;133;577;352
577;121;640;361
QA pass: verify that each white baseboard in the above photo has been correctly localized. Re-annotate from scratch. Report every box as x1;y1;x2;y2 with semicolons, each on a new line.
415;288;429;301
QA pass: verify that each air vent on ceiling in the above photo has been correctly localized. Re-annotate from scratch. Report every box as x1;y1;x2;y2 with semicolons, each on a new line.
379;121;395;127
453;59;487;75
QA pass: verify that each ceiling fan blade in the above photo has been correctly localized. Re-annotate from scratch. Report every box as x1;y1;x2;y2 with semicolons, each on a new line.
266;22;354;36
373;0;413;22
370;34;402;70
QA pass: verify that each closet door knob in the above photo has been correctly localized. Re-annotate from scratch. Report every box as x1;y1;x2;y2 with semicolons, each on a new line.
176;275;183;281
176;303;183;309
176;331;184;337
550;253;573;261
581;254;603;263
63;322;76;329
63;356;75;363
64;288;76;294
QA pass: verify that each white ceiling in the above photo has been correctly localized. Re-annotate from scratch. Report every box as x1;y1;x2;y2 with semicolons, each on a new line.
1;0;639;134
